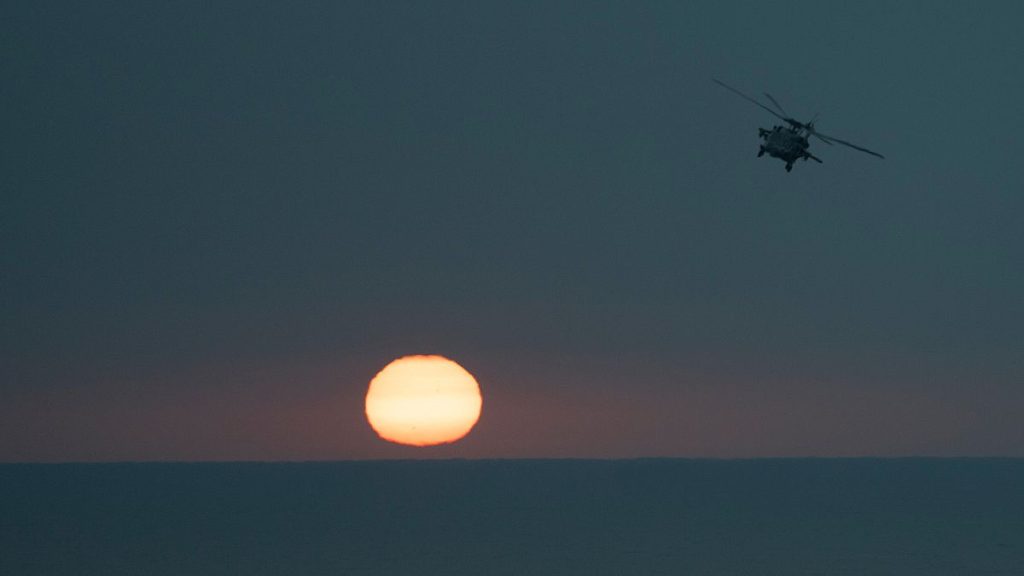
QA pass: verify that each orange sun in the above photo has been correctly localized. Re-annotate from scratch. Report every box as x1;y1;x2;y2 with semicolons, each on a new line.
365;355;483;446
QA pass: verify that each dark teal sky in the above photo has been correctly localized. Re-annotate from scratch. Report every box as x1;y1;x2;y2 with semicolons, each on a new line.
3;2;1022;460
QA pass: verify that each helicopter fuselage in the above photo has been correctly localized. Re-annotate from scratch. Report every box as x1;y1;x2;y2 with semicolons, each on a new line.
757;125;819;171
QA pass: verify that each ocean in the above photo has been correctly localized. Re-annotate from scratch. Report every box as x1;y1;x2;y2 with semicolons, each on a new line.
2;459;1022;575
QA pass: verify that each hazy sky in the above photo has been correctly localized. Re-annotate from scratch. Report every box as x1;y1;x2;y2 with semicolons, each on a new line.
3;2;1022;461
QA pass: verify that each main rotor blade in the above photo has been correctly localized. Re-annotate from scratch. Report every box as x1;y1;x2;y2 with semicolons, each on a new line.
811;132;834;146
762;92;789;117
713;79;787;122
810;129;885;159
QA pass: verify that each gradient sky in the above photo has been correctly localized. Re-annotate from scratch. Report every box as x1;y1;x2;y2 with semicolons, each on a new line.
3;2;1023;461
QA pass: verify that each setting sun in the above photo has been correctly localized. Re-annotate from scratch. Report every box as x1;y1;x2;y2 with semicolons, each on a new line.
365;355;483;447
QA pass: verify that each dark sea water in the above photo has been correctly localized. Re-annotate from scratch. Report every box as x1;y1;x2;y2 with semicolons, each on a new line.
2;459;1022;575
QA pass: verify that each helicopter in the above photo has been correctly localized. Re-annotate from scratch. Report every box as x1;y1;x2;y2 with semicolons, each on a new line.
713;79;884;172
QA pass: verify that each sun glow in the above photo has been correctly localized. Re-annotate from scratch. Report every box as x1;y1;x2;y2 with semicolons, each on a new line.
365;355;482;446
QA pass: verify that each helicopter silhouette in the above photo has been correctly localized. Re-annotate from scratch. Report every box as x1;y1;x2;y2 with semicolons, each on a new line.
713;79;884;172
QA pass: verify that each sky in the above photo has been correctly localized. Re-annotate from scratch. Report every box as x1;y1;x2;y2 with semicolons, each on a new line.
3;2;1023;461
